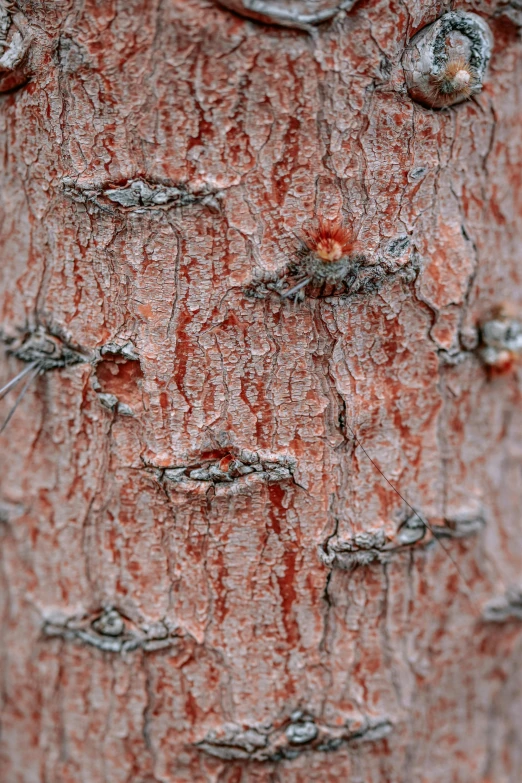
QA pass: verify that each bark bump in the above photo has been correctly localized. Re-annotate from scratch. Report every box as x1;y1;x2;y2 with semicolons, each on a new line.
215;0;359;29
403;12;493;109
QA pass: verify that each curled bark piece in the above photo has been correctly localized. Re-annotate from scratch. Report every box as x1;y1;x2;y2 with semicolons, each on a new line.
215;0;359;29
403;12;493;109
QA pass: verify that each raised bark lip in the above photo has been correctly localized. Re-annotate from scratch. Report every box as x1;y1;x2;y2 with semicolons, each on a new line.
215;0;359;28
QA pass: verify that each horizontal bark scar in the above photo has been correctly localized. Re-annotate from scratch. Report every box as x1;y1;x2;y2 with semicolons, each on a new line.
320;512;486;569
195;711;392;762
43;606;195;656
3;324;89;371
62;176;222;214
0;324;90;432
156;448;297;494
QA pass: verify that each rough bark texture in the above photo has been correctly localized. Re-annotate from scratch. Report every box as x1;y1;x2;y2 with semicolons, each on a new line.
1;1;522;781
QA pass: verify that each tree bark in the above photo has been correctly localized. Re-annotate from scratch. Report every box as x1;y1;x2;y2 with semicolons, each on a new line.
1;1;522;781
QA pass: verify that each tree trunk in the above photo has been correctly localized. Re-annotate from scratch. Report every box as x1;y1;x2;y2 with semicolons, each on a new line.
1;1;522;781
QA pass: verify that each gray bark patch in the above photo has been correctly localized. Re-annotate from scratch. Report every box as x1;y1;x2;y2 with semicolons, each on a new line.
215;0;359;29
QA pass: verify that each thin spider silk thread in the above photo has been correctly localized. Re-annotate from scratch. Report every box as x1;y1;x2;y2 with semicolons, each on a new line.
344;421;478;609
0;362;41;434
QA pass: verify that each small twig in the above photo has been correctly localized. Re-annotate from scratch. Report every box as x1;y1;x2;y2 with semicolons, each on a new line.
0;360;39;400
280;277;312;299
0;362;41;434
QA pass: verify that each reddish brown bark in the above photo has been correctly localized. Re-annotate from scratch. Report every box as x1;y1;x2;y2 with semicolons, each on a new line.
1;1;522;781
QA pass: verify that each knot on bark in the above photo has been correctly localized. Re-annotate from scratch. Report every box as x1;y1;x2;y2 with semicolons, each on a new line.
402;12;493;109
